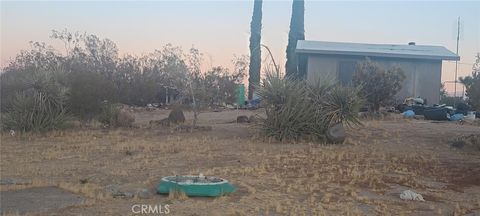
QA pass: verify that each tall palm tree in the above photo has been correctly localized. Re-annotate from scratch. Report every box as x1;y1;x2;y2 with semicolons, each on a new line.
248;0;263;100
285;0;306;78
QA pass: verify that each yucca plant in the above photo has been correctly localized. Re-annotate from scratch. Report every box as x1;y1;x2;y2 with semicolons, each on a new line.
258;73;315;141
1;69;70;132
312;85;363;128
257;73;362;142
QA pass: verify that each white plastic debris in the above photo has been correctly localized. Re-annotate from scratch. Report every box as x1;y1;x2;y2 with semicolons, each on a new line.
400;190;425;201
9;130;15;136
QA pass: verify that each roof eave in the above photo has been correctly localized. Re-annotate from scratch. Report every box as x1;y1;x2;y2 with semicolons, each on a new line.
295;49;460;61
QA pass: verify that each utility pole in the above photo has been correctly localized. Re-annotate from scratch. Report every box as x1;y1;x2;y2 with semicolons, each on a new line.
454;17;460;106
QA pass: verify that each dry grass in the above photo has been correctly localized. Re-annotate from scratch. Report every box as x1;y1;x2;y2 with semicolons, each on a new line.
1;109;480;215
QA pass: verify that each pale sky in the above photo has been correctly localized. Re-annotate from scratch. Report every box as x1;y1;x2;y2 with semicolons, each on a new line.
1;0;479;94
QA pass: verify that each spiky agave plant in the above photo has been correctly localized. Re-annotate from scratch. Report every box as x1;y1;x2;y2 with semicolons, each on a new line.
1;69;70;132
319;86;363;127
257;72;318;141
307;78;362;136
257;72;362;142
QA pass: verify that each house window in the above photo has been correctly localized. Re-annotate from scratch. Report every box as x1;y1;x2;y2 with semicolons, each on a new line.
338;61;357;86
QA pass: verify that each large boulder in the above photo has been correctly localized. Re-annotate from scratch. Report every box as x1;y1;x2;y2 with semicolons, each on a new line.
168;108;185;124
326;123;346;143
237;115;249;123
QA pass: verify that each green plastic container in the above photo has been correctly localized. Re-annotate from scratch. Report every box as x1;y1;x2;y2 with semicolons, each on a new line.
236;84;245;108
157;176;236;197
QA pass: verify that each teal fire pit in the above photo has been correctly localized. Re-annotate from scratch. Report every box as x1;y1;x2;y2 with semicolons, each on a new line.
157;175;236;197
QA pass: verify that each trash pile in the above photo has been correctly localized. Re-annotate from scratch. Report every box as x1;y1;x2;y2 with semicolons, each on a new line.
397;97;477;122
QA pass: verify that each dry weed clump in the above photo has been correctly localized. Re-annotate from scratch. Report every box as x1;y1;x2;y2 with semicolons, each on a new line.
450;134;480;151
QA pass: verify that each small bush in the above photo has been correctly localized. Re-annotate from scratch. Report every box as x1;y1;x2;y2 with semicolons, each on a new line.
98;103;134;128
353;58;405;112
460;54;480;111
450;134;480;151
168;108;186;124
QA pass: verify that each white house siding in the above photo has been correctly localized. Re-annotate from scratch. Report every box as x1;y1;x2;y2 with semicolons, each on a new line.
306;54;442;105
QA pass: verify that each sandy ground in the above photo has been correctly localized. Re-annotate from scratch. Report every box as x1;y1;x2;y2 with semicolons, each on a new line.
1;109;479;215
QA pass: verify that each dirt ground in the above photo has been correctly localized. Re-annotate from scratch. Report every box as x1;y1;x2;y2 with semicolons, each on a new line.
1;109;479;215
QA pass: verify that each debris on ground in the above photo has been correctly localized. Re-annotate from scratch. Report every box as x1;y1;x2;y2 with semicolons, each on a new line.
174;125;212;132
402;110;415;118
400;190;425;201
449;113;464;121
0;178;32;185
137;189;153;199
105;185;134;199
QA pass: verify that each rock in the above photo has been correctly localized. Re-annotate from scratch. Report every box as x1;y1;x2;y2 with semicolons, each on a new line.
326;123;346;143
168;108;186;124
137;189;153;199
237;115;249;123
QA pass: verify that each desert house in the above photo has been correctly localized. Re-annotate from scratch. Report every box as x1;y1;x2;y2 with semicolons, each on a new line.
296;40;460;105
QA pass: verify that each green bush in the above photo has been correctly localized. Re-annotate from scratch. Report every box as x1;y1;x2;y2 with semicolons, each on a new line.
257;73;362;141
98;103;134;128
67;71;116;121
1;70;70;132
460;53;480;111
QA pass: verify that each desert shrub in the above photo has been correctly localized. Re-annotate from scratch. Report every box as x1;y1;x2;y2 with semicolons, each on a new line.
168;108;186;124
98;103;134;128
67;71;116;121
450;134;480;151
460;53;480;111
353;58;406;112
1;70;70;132
257;73;362;141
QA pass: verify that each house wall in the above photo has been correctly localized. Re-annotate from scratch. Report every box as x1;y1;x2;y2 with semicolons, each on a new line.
306;54;442;105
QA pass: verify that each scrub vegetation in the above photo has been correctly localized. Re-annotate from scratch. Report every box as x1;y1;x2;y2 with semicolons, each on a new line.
0;30;247;131
352;58;406;112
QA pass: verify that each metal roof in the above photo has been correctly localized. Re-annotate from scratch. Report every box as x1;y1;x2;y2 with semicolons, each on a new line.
296;40;460;61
